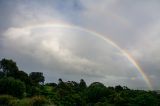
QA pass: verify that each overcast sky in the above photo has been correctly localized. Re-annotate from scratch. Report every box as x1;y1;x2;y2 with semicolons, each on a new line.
0;0;160;90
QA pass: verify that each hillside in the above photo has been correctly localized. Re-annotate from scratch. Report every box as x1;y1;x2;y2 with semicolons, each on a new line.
0;58;160;106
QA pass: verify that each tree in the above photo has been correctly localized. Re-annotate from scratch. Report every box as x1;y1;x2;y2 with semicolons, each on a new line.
133;91;159;106
79;79;87;90
29;72;45;85
45;82;57;87
115;85;123;92
0;71;4;78
0;77;25;98
0;58;19;77
57;78;65;89
17;70;31;85
86;82;108;103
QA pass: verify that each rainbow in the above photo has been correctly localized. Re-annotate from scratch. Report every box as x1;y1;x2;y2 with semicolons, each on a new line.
23;23;153;90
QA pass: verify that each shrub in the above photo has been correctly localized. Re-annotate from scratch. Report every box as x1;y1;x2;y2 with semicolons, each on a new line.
0;95;16;105
0;77;26;98
17;98;33;106
8;99;20;106
32;96;49;106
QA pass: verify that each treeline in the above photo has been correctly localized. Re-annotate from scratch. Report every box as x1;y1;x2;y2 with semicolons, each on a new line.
0;58;160;106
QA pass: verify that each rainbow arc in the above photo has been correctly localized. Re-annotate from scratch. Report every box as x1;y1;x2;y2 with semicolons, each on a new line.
21;23;153;90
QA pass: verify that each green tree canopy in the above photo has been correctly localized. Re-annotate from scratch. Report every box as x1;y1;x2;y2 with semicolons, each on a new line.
86;82;108;103
79;79;87;90
0;77;25;98
29;72;45;85
0;71;4;78
0;58;19;77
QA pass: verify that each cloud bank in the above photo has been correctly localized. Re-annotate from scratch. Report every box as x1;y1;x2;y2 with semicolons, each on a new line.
0;0;160;89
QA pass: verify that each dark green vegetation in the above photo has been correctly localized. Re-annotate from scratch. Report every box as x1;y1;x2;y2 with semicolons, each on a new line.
0;58;160;106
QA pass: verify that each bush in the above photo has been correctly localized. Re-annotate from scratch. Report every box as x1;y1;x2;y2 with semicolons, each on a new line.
0;77;25;98
27;86;41;97
8;99;20;106
86;82;108;103
16;98;33;106
32;96;49;106
0;95;16;105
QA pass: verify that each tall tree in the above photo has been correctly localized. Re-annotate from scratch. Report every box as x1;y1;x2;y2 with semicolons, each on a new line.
79;79;87;90
29;72;45;84
0;58;19;77
86;82;108;103
17;70;31;85
0;71;4;78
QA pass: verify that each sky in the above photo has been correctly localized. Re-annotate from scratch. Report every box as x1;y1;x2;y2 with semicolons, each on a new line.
0;0;160;90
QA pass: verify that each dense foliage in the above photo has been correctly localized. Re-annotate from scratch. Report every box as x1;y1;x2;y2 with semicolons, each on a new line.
0;58;160;106
0;77;25;98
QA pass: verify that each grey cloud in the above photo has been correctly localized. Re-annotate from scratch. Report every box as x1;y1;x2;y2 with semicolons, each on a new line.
0;0;160;89
1;25;141;87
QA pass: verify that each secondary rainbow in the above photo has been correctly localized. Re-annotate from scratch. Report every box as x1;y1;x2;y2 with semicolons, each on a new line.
23;23;153;90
